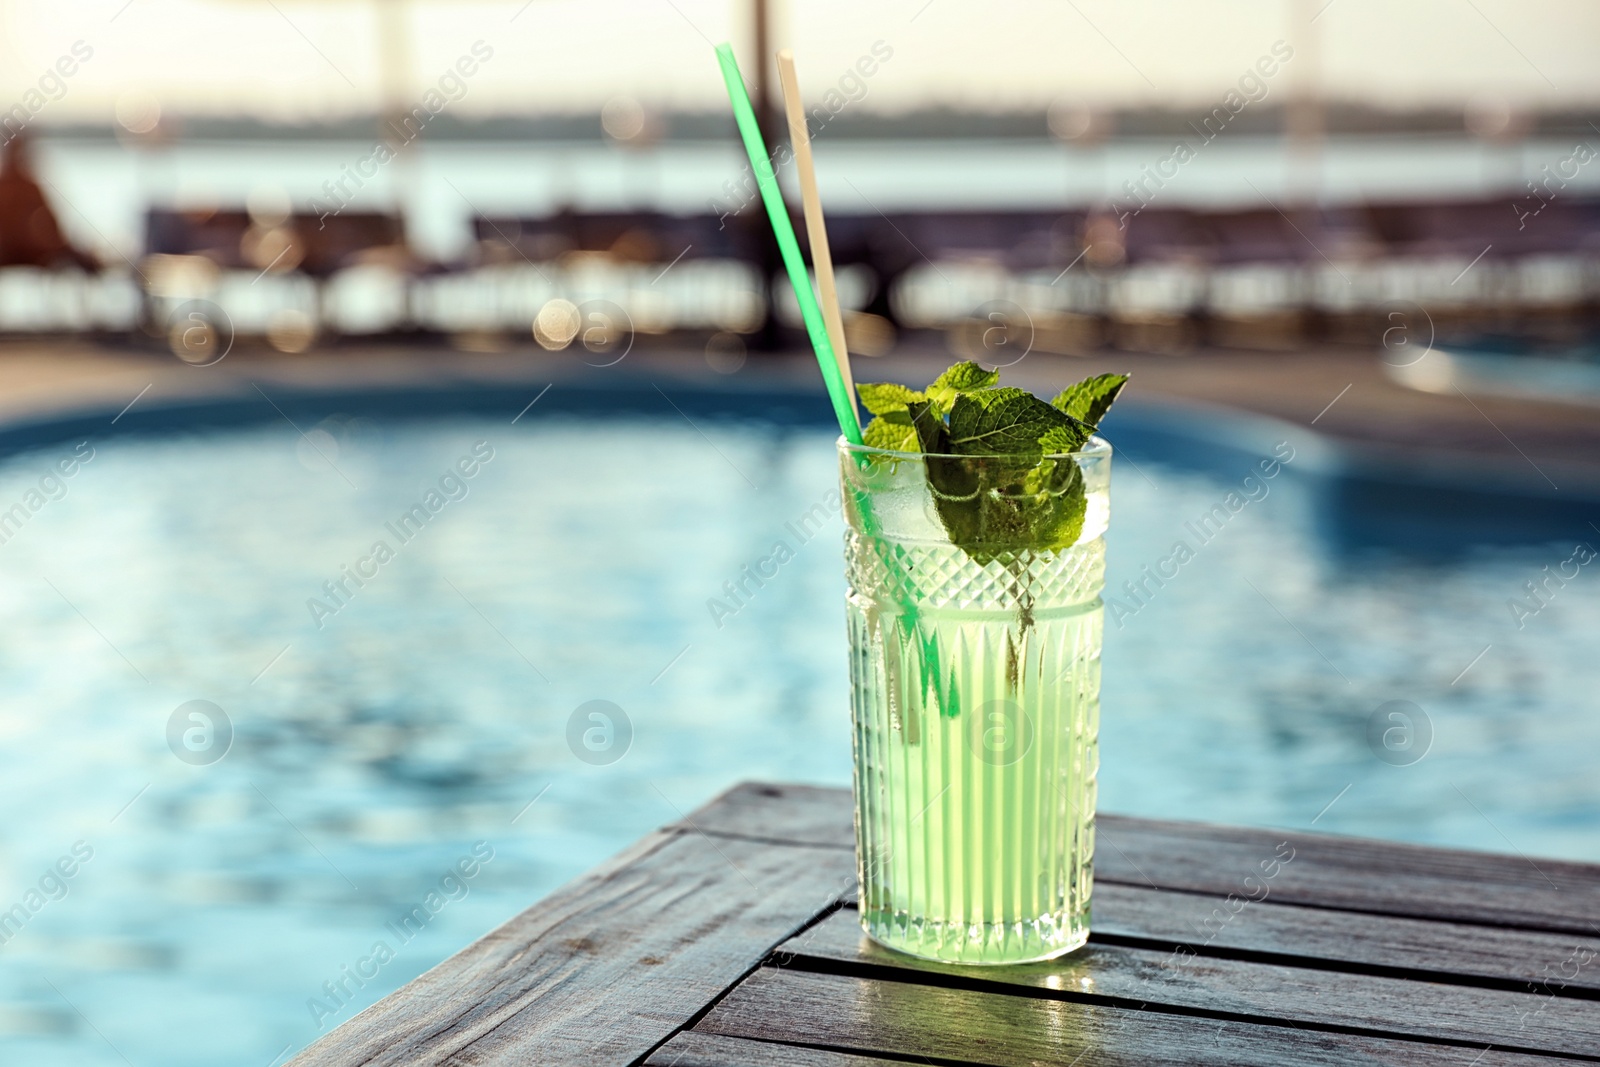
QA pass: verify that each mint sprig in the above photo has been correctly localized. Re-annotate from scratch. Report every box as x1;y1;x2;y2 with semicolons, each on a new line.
925;361;1000;413
858;381;927;416
1052;372;1129;427
858;358;999;450
857;362;1128;562
949;387;1082;460
862;417;920;452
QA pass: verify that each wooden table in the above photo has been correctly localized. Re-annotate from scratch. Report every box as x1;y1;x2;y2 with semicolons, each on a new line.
291;782;1600;1066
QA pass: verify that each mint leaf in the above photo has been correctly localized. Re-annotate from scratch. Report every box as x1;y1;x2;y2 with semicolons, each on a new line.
925;360;999;414
1039;423;1092;455
1022;454;1088;550
930;360;1000;393
906;399;952;456
912;389;1075;561
862;416;919;453
1051;373;1129;429
911;399;987;552
858;381;926;416
854;362;1126;564
947;388;1072;460
935;449;1086;562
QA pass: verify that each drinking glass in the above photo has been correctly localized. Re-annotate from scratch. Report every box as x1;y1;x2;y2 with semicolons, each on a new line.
840;436;1110;965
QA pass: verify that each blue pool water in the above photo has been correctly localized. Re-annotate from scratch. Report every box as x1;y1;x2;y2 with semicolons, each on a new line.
0;401;1596;1064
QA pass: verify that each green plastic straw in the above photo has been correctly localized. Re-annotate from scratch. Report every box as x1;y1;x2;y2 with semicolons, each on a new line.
715;43;949;720
714;43;861;443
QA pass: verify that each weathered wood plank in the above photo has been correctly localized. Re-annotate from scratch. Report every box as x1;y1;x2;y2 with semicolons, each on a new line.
288;822;854;1065
698;967;1594;1067
1093;882;1600;994
779;910;1600;1057
1097;814;1600;936
683;782;854;847
646;1032;915;1067
689;783;1600;935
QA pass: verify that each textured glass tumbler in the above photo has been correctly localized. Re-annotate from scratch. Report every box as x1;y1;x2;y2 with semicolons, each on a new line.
840;437;1108;965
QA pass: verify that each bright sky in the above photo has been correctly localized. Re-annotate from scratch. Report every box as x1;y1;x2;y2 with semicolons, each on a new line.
1;0;1596;124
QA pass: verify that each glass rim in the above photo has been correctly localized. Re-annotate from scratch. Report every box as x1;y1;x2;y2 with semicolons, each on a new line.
838;433;1112;462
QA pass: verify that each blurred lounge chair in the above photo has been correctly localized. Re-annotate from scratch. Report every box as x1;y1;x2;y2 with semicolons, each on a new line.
1106;208;1213;353
1360;196;1600;340
444;211;758;344
142;207;414;351
829;210;1094;356
472;209;740;265
1201;207;1322;350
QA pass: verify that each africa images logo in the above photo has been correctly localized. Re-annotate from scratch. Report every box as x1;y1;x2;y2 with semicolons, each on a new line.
166;700;233;766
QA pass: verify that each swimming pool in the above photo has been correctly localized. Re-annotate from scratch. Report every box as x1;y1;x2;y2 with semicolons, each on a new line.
0;393;1595;1065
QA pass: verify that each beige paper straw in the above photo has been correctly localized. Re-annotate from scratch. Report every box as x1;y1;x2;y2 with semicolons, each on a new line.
776;49;856;407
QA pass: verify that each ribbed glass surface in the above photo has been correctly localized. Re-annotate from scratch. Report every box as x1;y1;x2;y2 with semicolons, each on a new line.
846;531;1103;965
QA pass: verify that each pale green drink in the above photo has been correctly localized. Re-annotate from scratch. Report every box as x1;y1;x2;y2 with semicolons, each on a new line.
841;436;1109;965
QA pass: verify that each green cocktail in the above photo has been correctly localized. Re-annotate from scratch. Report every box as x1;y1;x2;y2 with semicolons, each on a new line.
711;36;1120;969
840;434;1110;965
